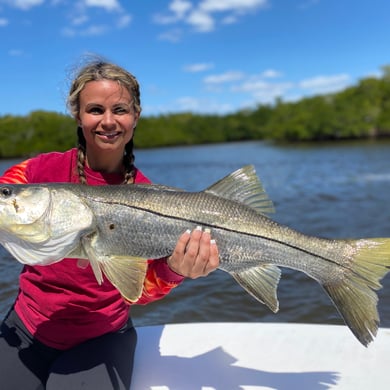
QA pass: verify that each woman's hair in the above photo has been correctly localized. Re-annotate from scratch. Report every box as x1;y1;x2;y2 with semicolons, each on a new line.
67;59;141;184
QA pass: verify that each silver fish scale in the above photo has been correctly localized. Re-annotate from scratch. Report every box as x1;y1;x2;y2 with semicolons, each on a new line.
74;184;347;283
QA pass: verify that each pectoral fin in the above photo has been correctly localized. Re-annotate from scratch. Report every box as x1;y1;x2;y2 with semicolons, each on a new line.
80;235;147;301
100;256;148;302
232;264;281;312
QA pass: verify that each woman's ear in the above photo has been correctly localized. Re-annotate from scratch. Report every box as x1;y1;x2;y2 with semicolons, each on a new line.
133;113;140;129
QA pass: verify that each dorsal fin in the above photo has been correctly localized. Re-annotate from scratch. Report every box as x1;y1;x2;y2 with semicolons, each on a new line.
204;165;275;216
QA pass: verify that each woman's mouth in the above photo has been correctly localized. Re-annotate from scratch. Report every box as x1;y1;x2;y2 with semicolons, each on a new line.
94;131;122;140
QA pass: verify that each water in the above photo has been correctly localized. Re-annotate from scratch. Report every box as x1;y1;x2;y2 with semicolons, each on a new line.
0;140;390;331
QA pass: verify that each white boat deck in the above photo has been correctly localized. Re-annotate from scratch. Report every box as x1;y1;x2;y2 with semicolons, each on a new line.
131;322;390;390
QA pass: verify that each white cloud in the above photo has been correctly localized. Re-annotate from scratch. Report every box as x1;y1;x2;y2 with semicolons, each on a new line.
204;71;245;84
117;13;132;28
155;0;269;33
228;71;352;107
153;13;177;25
183;62;214;72
199;0;268;13
144;94;234;115
62;24;108;37
221;15;238;25
175;96;233;113
72;14;89;26
146;68;357;115
81;24;108;35
176;96;203;111
157;28;183;42
170;0;192;19
260;69;283;78
61;0;130;37
153;0;192;24
299;74;351;94
233;79;293;103
50;0;66;5
6;0;44;10
186;9;214;32
84;0;120;11
365;70;382;79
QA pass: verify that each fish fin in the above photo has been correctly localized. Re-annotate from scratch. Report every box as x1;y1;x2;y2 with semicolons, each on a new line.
79;234;147;300
232;264;281;312
323;238;390;347
100;256;148;302
81;237;104;285
204;165;275;215
89;258;104;285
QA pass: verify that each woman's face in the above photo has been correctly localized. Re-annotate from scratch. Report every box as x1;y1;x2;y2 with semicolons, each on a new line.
78;79;139;157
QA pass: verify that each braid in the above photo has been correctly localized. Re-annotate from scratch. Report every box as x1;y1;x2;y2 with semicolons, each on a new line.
76;126;88;184
123;139;136;184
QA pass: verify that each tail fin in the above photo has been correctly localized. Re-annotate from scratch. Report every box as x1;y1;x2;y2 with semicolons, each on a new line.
323;238;390;347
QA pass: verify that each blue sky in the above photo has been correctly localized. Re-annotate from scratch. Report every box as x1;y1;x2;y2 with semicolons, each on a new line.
0;0;389;117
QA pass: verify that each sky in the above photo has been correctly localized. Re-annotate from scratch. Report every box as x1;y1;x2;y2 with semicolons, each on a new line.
0;0;390;117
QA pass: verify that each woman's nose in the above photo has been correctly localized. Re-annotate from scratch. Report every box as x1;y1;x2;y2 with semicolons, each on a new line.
101;111;116;127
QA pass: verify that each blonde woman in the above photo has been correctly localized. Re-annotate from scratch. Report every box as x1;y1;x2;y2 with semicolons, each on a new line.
0;59;219;389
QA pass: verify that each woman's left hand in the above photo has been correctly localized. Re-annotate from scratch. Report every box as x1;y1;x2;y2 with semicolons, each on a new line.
167;226;220;279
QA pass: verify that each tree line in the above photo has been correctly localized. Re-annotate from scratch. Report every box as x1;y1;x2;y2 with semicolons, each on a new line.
1;68;390;158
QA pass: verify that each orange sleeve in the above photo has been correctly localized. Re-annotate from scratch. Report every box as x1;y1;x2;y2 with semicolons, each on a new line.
0;159;30;184
133;259;184;305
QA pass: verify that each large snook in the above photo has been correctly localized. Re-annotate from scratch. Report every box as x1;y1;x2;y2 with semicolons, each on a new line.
0;166;389;347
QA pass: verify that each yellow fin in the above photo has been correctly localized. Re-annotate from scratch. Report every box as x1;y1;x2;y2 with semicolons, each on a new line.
81;236;104;284
79;234;147;299
100;256;148;302
205;165;275;215
324;238;390;347
232;264;281;312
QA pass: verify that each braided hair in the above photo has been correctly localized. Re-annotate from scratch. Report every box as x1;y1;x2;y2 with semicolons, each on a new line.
67;59;141;184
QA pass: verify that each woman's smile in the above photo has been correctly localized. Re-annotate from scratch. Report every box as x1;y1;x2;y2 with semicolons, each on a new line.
94;130;123;141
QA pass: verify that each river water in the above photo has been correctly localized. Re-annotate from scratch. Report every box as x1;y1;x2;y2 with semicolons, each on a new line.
0;140;389;331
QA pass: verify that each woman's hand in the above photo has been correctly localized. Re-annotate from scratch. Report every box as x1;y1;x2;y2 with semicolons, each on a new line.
167;226;220;279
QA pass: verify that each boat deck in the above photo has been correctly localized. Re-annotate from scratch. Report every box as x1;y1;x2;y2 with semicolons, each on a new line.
131;322;390;389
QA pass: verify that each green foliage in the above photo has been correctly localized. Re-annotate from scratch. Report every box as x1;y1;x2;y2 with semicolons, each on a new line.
0;111;75;158
1;70;390;157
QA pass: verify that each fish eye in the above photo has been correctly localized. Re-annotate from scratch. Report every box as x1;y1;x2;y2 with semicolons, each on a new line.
0;186;13;197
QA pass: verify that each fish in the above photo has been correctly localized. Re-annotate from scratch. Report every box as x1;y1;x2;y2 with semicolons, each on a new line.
0;165;389;347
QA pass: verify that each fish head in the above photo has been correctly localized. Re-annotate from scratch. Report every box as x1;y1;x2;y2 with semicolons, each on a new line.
0;184;52;244
0;184;96;266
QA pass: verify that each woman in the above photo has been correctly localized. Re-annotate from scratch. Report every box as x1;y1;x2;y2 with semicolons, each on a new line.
0;59;219;389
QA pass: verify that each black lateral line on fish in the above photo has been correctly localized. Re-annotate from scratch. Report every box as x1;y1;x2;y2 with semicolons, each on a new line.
91;198;344;270
91;197;382;284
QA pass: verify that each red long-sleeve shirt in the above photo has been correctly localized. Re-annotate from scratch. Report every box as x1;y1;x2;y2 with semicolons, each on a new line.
0;149;184;349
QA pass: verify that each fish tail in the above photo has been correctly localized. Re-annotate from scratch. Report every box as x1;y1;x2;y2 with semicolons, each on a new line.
323;238;390;347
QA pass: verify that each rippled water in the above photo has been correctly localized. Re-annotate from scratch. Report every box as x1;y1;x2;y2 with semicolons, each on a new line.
1;140;390;331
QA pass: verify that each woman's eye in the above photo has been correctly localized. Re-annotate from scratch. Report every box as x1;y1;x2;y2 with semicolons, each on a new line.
113;106;129;114
87;106;103;114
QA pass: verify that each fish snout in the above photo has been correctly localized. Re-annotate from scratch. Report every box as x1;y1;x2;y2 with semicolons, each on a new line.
0;185;51;228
